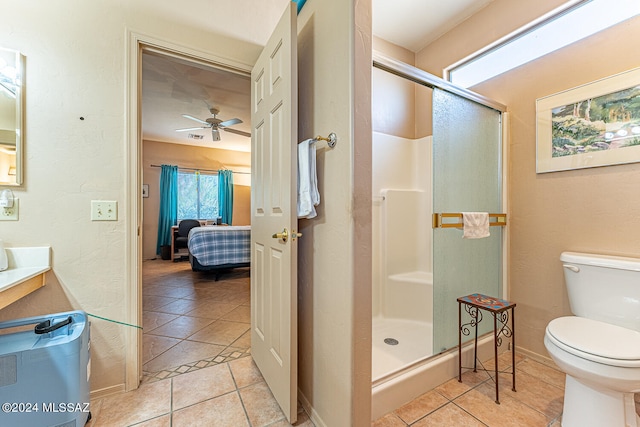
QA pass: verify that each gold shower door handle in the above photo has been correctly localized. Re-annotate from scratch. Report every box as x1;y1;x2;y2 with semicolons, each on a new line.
271;228;303;243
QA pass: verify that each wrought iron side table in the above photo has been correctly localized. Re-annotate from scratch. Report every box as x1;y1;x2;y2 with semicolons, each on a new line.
457;293;516;404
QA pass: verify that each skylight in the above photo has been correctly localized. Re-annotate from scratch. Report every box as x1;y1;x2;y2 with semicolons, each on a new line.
446;0;640;88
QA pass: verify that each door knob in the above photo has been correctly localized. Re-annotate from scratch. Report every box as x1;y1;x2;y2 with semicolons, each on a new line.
272;228;289;242
271;228;303;243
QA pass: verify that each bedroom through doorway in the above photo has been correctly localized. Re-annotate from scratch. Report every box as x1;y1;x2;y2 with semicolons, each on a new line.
138;48;253;382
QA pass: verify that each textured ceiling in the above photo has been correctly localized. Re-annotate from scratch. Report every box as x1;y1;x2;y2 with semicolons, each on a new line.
372;0;494;52
142;52;252;152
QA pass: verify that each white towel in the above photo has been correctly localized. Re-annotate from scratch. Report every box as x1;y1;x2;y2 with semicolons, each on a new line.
461;212;490;239
297;139;320;219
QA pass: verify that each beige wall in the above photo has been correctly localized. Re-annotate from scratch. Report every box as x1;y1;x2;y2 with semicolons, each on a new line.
142;140;251;259
417;1;640;358
372;37;432;139
297;0;372;425
372;67;415;138
0;0;260;395
372;37;416;138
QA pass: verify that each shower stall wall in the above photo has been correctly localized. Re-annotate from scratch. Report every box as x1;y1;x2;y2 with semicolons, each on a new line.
372;132;433;381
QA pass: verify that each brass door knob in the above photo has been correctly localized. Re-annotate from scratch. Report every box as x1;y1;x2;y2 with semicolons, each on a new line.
272;228;303;243
272;228;289;242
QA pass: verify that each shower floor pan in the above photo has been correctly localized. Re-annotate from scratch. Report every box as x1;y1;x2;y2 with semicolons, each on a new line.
372;316;433;381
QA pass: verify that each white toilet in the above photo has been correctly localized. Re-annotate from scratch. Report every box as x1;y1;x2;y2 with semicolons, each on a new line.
544;252;640;427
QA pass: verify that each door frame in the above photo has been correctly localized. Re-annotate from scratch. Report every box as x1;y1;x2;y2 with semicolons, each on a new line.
125;31;253;390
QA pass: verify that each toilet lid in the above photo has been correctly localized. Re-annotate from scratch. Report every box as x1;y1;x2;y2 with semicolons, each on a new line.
547;316;640;361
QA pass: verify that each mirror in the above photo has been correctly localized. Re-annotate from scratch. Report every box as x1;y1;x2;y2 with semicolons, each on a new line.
0;47;24;186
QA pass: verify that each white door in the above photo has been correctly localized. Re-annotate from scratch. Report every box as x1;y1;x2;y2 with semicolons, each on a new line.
250;2;298;423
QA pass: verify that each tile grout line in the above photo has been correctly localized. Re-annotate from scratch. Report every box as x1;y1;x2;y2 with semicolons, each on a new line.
449;400;490;427
226;361;256;426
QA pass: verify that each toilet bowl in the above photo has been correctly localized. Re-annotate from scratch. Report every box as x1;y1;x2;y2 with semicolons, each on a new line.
544;252;640;427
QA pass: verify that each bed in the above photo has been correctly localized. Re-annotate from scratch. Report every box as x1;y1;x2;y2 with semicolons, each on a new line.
187;225;251;280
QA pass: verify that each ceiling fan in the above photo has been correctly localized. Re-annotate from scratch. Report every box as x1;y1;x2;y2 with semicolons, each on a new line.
176;108;251;141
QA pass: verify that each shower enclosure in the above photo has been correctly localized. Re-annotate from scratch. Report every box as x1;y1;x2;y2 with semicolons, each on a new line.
371;53;506;386
372;132;433;380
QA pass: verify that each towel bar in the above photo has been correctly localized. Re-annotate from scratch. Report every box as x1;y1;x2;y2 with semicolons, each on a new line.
432;213;507;229
313;133;337;148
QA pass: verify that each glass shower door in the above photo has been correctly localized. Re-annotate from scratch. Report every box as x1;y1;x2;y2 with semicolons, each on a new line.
432;88;503;353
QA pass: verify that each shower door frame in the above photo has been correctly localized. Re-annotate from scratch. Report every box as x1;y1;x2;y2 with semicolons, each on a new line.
372;50;509;349
373;52;507;113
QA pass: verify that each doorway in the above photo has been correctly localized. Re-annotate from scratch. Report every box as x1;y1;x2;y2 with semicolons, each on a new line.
126;34;250;390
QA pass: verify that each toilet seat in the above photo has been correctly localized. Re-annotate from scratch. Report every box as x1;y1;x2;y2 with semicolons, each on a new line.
546;316;640;368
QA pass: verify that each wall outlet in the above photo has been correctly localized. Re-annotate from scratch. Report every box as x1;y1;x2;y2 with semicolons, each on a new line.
91;200;117;221
0;199;18;221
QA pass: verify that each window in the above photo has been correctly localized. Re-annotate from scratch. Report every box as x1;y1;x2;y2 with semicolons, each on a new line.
177;171;219;220
446;0;640;88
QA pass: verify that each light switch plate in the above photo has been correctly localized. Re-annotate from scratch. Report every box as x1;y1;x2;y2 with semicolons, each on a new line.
91;200;117;221
0;199;18;221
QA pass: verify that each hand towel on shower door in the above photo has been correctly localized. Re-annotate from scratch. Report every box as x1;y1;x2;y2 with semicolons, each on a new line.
297;139;320;219
461;212;490;239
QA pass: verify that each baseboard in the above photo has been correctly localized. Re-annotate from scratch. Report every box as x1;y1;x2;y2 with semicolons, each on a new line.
298;388;328;427
90;384;126;401
515;346;560;370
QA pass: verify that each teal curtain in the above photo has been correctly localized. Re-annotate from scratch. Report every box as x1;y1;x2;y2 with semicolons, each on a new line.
295;0;306;13
156;165;178;255
218;169;234;225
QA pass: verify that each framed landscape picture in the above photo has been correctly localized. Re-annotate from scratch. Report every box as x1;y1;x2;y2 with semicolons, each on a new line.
536;67;640;173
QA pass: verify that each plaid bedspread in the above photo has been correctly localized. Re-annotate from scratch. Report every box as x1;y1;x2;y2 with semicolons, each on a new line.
188;225;251;266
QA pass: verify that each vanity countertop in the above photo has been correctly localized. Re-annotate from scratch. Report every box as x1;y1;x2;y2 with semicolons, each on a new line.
0;265;50;291
0;246;51;309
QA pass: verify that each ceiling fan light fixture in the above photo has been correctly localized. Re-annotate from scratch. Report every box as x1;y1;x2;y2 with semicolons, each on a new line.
180;108;246;142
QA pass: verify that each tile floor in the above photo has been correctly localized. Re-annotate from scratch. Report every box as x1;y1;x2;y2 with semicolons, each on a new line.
373;352;640;427
373;353;565;427
87;356;313;427
140;259;252;381
87;259;313;426
85;259;640;426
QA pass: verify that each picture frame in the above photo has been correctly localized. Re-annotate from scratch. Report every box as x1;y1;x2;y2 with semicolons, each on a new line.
536;67;640;173
142;184;149;198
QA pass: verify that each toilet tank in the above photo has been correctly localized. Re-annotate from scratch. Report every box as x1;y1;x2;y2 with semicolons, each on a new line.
561;252;640;332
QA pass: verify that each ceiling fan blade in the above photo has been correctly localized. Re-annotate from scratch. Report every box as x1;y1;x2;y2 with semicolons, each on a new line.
182;114;210;125
223;127;251;138
176;126;208;132
218;118;242;127
211;128;221;141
